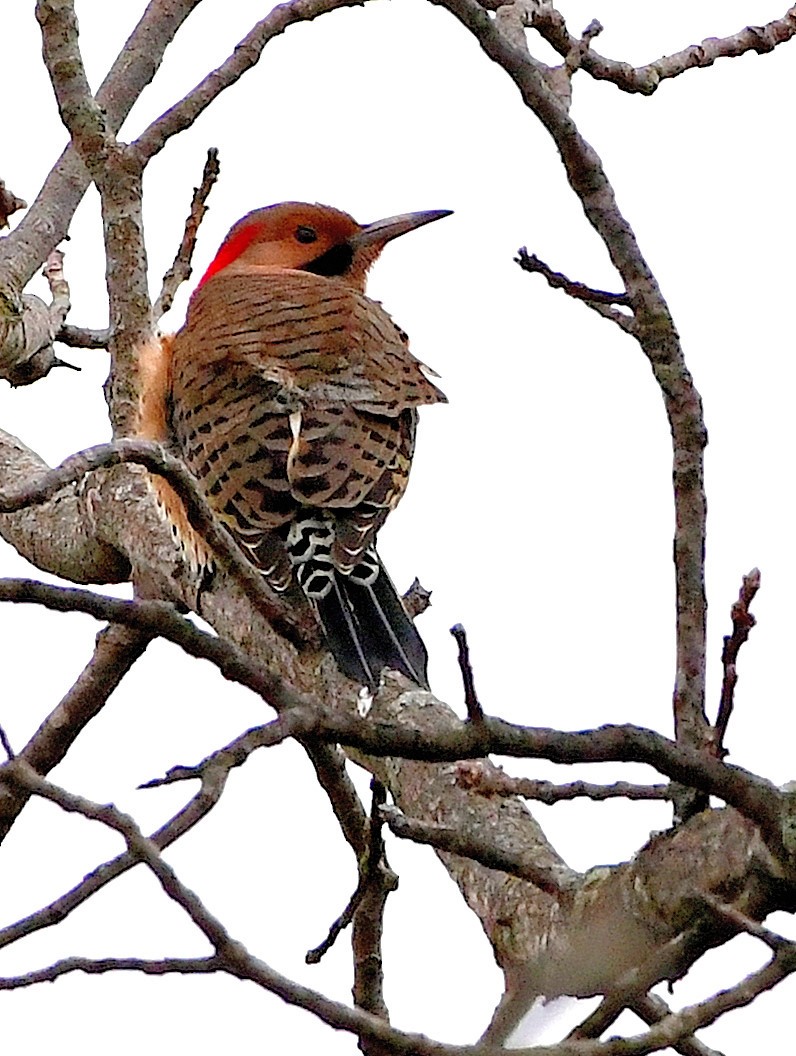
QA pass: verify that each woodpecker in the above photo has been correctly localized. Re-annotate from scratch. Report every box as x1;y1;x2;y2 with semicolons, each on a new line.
162;201;450;688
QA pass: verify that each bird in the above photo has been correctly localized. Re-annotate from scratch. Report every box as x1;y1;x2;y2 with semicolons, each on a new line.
147;201;450;689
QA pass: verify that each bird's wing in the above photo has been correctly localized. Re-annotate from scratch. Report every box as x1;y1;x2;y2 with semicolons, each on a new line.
184;269;446;413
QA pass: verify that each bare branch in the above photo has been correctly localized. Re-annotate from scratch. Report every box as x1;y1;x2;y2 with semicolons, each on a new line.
596;949;796;1055
0;438;311;643
457;764;671;803
0;1;203;293
36;0;118;182
351;781;395;1031
0;956;221;990
702;894;790;952
0;726;14;760
56;324;110;349
0;578;312;714
140;714;317;790
0;766;228;954
627;993;726;1056
515;247;635;332
431;0;709;783
382;804;576;897
0;252;82;385
133;0;374;163
714;568;760;752
527;4;796;95
307;781;396;965
153;148;221;321
450;624;485;724
0;624;150;844
0;763;475;1056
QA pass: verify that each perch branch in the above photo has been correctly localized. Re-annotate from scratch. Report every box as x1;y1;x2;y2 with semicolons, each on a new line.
0;438;308;641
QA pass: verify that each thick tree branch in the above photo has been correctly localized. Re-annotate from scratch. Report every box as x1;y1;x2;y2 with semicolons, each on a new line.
0;428;130;583
0;438;310;641
0;0;203;293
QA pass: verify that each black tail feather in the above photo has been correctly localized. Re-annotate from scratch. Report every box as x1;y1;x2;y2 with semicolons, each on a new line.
314;555;430;690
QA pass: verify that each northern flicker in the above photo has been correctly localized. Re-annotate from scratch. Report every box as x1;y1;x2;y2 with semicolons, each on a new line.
159;201;449;688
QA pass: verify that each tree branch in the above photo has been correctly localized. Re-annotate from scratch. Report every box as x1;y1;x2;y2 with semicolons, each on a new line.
153;147;221;321
528;4;796;96
0;955;221;990
0;438;310;642
133;0;373;163
0;624;151;844
714;568;760;752
430;0;709;784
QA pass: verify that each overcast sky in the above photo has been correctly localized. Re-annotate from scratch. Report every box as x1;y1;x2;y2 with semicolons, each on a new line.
2;1;795;1052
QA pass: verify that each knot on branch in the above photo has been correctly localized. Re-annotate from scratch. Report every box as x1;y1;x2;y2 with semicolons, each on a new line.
0;180;26;229
0;250;77;386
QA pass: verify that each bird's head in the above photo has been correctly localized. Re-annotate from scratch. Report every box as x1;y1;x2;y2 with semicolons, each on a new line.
198;201;452;291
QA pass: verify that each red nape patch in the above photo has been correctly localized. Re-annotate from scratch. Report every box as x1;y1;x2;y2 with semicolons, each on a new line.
198;224;260;286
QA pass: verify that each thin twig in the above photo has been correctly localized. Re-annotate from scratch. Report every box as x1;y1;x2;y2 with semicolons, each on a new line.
701;893;789;951
0;624;150;845
450;624;484;723
306;780;396;964
352;780;395;1029
0;955;221;990
516;248;630;305
456;764;671;803
139;713;316;789
132;0;376;163
516;247;635;333
714;568;760;752
153;147;221;321
0;765;228;953
0;578;313;714
0;726;14;760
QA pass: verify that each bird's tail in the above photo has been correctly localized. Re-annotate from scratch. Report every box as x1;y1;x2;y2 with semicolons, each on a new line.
312;553;430;690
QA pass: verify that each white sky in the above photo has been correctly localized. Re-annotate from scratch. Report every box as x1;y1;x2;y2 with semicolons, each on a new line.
1;1;795;1052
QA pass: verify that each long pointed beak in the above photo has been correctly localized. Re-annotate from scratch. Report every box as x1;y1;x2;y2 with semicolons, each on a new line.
351;209;453;249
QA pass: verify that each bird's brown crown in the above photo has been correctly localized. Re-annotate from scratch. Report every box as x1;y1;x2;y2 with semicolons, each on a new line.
199;202;364;287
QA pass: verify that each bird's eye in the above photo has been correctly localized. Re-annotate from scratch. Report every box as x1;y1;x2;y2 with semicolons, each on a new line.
295;225;318;244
